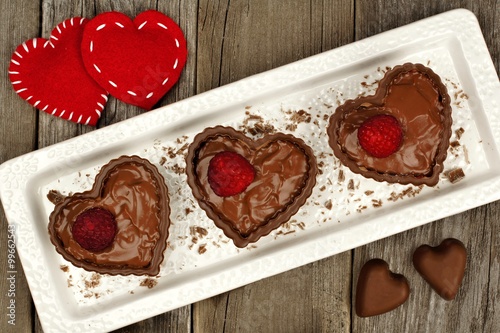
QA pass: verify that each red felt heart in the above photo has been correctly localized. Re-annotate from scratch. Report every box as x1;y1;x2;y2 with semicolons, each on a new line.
9;18;108;126
81;10;188;110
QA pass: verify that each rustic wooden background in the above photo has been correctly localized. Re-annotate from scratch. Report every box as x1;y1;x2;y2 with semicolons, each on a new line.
1;0;499;332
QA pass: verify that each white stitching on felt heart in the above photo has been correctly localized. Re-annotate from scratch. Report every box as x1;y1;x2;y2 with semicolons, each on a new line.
88;19;182;99
10;18;107;125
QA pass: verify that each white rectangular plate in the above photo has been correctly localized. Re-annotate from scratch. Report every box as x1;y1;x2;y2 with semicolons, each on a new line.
1;9;500;333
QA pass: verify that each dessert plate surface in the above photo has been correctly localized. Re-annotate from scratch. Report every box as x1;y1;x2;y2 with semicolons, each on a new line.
1;9;499;333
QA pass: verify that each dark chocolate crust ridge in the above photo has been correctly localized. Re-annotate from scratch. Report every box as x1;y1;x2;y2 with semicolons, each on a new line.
186;126;318;248
327;63;453;186
48;155;171;276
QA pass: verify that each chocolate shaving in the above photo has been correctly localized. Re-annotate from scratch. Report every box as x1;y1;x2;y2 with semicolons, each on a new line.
455;127;465;140
190;226;208;238
140;278;158;289
338;170;345;183
84;273;101;289
324;199;333;210
387;186;424;201
170;163;185;175
198;244;207;254
241;112;276;136
290;110;312;124
447;168;465;184
47;190;65;205
463;146;470;164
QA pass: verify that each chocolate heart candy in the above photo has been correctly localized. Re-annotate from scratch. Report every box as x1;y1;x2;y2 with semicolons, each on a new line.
327;63;452;186
48;155;171;276
413;238;466;300
356;259;410;317
186;126;318;247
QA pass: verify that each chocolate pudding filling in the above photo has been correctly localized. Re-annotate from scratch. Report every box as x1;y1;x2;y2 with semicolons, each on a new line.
186;126;318;247
48;156;171;276
328;63;452;186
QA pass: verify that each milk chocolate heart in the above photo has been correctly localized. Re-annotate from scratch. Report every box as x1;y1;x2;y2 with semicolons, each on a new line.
327;63;452;186
356;259;410;317
186;126;318;247
48;155;171;276
413;238;466;300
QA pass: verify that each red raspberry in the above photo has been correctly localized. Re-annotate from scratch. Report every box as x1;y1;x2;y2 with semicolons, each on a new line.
208;151;255;197
357;114;403;158
72;208;117;252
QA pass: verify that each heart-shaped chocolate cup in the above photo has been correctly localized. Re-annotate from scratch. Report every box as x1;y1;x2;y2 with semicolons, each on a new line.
356;259;410;317
48;155;171;276
413;238;466;300
327;63;452;186
186;126;318;247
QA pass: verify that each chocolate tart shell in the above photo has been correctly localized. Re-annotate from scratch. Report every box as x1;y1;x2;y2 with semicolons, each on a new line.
327;63;453;186
186;126;318;247
48;155;171;276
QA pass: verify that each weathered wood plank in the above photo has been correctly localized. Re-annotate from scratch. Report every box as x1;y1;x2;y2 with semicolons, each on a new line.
158;0;199;104
352;207;497;332
193;255;352;333
34;1;193;332
0;0;40;331
1;1;499;332
34;1;103;332
352;1;500;332
311;254;352;333
484;201;500;333
112;304;191;333
193;1;354;332
195;0;230;94
110;0;198;331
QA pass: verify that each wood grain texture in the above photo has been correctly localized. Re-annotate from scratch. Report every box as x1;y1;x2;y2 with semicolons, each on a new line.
484;201;500;333
352;207;498;332
193;254;352;333
193;1;354;332
114;304;191;333
109;0;198;331
352;1;500;332
0;1;499;332
34;1;100;332
0;0;39;332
